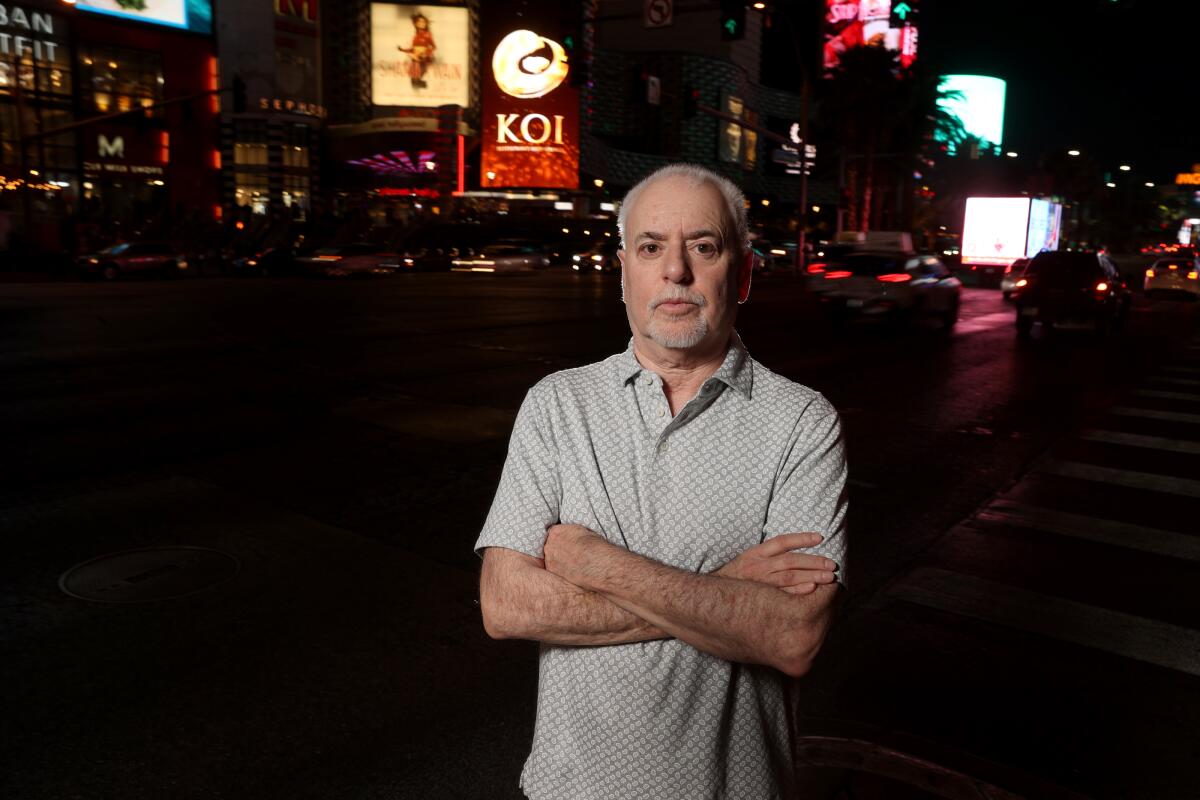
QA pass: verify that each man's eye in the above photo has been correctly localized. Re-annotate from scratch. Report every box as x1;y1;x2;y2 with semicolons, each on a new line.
695;243;716;255
641;243;660;255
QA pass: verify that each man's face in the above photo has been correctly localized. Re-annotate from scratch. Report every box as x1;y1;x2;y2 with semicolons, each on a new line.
619;175;752;357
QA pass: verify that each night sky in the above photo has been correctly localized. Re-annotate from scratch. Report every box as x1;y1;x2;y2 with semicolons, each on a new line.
922;0;1195;181
764;0;1196;184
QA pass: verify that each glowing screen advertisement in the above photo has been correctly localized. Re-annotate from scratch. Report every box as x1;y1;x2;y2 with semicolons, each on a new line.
480;24;579;190
371;4;470;108
76;0;212;34
937;75;1006;155
1025;198;1062;258
962;197;1032;267
824;1;919;72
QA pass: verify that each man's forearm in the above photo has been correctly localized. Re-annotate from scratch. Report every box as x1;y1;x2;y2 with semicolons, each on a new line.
548;531;837;677
480;547;669;646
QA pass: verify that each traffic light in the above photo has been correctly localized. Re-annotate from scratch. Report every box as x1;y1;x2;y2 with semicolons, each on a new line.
720;0;745;41
231;74;247;114
889;1;918;27
683;86;699;118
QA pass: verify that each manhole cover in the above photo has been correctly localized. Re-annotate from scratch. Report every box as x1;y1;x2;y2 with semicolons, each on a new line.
60;546;240;603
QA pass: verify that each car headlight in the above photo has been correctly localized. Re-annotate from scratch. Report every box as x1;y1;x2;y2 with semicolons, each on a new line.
591;254;603;261
573;255;582;262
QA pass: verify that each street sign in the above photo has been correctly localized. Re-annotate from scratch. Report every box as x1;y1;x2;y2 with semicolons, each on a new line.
644;0;673;28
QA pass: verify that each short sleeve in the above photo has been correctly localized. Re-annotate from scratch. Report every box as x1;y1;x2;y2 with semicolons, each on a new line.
763;396;849;584
474;383;562;560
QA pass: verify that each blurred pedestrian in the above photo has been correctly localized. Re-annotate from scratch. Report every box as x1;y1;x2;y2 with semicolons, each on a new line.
476;163;848;799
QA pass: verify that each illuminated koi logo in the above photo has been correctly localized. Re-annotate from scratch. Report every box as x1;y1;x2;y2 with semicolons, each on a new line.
492;29;569;99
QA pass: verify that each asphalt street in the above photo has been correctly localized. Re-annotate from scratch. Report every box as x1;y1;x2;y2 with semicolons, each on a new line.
3;270;1199;799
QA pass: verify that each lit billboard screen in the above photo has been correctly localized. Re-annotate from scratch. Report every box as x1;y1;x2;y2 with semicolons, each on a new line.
823;1;919;72
962;197;1030;267
371;4;470;108
937;74;1006;155
481;26;579;189
76;0;212;34
1025;199;1062;258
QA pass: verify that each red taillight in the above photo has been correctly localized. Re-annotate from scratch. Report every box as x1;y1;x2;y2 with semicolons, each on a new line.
1004;264;1012;274
807;262;827;274
877;273;912;283
824;270;852;279
1095;282;1109;292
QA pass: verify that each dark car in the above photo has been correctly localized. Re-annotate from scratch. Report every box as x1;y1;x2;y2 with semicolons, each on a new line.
229;246;296;277
79;241;187;281
1012;250;1131;338
570;239;620;273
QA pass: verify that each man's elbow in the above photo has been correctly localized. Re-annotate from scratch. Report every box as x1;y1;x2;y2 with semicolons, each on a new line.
480;595;520;640
774;637;821;678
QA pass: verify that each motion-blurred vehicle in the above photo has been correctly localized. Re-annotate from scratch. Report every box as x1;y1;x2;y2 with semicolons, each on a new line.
1143;256;1200;300
750;240;796;273
1000;257;1030;301
297;243;393;278
813;251;962;328
229;246;296;277
452;242;548;273
79;241;187;281
571;239;620;273
1012;250;1131;338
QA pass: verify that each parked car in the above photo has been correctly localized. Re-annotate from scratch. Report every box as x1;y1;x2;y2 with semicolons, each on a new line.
296;243;392;278
1012;250;1132;338
814;251;962;328
228;246;296;277
1000;257;1030;301
1144;256;1200;300
79;241;187;280
451;242;548;273
570;239;620;273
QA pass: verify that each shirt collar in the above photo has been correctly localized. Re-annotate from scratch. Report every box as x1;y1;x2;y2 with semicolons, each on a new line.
612;332;753;399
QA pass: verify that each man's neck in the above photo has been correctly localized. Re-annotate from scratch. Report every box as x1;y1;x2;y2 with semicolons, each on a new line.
632;334;731;414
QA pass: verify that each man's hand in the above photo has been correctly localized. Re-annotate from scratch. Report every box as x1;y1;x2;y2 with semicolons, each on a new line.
714;532;839;596
543;523;605;585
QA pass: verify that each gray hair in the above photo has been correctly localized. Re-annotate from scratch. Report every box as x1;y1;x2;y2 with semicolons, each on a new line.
616;163;749;256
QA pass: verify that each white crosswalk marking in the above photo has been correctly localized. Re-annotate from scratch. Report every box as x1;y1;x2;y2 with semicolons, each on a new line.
886;567;1200;677
1036;459;1200;498
1131;388;1200;402
1110;406;1200;424
977;501;1200;562
1079;428;1200;455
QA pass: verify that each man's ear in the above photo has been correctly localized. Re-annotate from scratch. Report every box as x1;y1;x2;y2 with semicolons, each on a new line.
737;247;753;304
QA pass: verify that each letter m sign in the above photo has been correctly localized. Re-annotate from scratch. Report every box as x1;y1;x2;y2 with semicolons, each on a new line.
98;134;125;159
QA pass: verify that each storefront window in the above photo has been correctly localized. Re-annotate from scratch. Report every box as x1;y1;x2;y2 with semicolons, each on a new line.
283;124;311;169
282;174;309;214
234;143;269;166
235;174;269;215
77;46;162;117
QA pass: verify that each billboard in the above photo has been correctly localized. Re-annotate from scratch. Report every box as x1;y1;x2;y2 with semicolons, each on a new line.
1025;198;1062;257
961;197;1030;267
76;0;213;34
823;1;919;72
937;75;1006;155
371;4;470;108
481;25;579;189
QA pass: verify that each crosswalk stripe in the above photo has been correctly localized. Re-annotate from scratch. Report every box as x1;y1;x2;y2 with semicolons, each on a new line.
1111;406;1200;424
1036;459;1200;498
1079;428;1200;455
978;500;1200;562
886;567;1200;677
1148;377;1200;388
1131;389;1200;402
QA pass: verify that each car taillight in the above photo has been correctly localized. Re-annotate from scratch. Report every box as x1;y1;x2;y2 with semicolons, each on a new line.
1095;282;1109;292
824;270;852;279
807;262;827;274
877;273;911;283
1004;264;1012;274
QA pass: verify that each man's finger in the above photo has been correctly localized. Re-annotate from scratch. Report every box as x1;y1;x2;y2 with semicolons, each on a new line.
783;582;818;596
779;569;836;586
758;532;823;556
772;553;838;573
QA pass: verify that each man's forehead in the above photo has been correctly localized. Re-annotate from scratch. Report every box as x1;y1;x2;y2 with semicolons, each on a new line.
627;177;731;233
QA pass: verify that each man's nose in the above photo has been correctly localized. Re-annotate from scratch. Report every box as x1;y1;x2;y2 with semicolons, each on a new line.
662;243;692;283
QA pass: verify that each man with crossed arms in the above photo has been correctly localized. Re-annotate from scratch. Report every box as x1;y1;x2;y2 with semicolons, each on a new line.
476;163;847;799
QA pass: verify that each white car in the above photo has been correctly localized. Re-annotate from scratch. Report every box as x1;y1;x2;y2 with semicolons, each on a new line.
1144;257;1200;300
452;243;549;273
1000;257;1030;301
815;251;963;328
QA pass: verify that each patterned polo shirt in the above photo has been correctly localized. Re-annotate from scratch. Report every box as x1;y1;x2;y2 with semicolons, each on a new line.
476;333;848;800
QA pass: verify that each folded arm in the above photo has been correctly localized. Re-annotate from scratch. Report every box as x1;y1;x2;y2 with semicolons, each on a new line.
544;525;840;677
480;546;669;645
